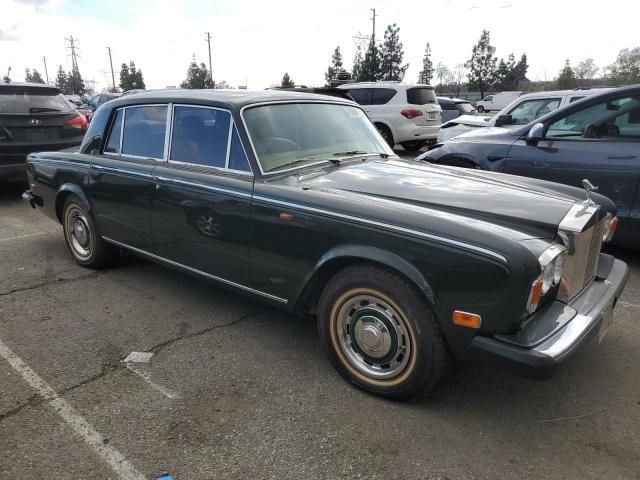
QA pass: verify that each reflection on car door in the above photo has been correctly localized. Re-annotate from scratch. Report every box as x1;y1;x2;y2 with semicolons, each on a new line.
503;94;640;243
151;105;254;286
87;105;167;249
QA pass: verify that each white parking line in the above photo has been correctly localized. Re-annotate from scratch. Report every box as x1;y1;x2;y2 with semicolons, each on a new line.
618;301;640;310
126;365;180;399
0;338;145;480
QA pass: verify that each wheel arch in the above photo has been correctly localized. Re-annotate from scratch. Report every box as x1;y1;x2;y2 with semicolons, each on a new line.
373;121;395;139
432;154;482;169
292;245;435;314
55;184;92;223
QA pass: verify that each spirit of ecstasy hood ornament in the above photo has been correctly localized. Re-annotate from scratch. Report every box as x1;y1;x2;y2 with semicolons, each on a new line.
582;178;598;206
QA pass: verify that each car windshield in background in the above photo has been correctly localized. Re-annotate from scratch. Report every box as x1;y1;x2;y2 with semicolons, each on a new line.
407;87;437;105
457;102;475;113
0;90;73;114
243;103;393;173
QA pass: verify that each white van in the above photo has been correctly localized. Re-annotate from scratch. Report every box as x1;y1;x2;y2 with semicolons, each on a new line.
475;91;522;112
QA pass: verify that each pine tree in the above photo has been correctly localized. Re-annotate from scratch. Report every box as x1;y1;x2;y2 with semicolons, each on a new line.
359;39;382;82
119;63;131;91
30;69;44;84
418;43;433;84
66;66;86;95
351;46;363;82
380;24;408;81
180;60;214;89
325;46;343;85
55;65;67;92
556;60;577;89
466;30;497;98
280;73;295;88
130;61;145;90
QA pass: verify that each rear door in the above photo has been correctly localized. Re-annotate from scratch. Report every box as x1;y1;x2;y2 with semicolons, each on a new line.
151;105;253;286
504;93;640;241
86;104;168;249
405;87;440;125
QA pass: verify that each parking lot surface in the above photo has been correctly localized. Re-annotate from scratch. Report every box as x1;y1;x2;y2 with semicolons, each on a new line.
1;179;639;480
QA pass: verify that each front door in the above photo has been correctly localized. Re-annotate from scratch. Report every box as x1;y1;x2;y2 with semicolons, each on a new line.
151;105;254;286
87;104;169;249
503;94;640;242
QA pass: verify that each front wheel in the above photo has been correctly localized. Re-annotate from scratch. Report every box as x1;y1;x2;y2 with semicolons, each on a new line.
317;265;451;400
62;196;117;268
476;105;485;113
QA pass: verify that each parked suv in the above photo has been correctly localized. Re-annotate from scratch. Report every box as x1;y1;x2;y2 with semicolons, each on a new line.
338;82;442;151
0;82;87;181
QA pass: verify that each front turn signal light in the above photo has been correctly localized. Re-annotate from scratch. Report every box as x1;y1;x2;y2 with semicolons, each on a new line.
527;277;544;314
453;310;482;329
604;216;619;242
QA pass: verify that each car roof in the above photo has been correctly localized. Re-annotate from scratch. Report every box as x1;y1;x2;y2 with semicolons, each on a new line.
517;87;614;100
338;82;434;90
107;89;356;110
437;97;469;103
0;82;62;94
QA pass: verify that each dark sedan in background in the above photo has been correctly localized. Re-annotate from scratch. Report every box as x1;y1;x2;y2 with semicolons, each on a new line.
420;84;640;247
437;96;477;123
0;82;88;182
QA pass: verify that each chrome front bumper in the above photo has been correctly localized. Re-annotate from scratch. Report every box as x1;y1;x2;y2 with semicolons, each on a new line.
469;255;629;379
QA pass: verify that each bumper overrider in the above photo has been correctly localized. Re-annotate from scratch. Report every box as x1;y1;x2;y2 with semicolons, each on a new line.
469;253;629;379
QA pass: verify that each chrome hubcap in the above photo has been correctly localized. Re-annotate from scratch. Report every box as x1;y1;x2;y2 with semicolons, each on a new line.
66;207;92;258
336;294;412;380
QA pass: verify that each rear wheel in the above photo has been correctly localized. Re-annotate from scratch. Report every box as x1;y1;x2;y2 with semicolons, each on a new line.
62;196;117;268
401;140;427;152
476;105;485;113
317;264;451;400
375;124;394;148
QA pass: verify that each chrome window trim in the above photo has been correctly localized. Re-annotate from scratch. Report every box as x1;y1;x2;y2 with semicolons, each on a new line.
239;99;362;177
163;159;253;177
167;104;253;175
230;124;253;173
92;164;154;179
120;104;169;161
252;195;508;263
102;236;288;304
162;102;173;162
154;176;252;198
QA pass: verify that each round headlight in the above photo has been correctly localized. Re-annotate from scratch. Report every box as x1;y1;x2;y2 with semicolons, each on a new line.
553;253;565;285
542;263;554;294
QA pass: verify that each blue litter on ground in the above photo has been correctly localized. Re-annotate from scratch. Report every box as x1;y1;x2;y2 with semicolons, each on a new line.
154;475;175;480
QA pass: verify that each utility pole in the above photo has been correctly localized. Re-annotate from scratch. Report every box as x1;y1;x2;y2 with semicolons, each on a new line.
205;32;213;88
41;56;49;84
65;35;80;70
370;8;378;42
107;47;116;92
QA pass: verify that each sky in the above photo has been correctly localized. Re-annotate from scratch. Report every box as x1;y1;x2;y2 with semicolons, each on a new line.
1;0;639;92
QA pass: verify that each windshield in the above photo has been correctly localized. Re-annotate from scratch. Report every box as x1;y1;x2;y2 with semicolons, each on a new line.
407;87;437;105
243;103;393;173
0;91;73;114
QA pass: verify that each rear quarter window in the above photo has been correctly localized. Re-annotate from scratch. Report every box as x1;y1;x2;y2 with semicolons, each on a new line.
406;88;437;105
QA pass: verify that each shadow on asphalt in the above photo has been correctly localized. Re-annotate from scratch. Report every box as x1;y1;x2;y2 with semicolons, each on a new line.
0;181;27;202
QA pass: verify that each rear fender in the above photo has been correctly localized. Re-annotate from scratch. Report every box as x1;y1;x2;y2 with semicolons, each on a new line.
55;183;92;222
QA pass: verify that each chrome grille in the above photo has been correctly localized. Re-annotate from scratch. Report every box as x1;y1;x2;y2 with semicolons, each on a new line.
558;217;604;302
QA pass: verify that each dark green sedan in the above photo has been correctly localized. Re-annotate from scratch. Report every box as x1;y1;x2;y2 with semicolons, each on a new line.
23;90;629;399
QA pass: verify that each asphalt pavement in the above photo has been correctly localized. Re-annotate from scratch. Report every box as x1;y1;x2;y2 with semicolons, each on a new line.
1;178;639;480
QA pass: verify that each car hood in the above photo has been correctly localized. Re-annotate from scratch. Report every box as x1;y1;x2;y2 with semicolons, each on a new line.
302;159;580;239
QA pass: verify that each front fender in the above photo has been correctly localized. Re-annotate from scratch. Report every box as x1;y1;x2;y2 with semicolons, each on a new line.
292;244;435;311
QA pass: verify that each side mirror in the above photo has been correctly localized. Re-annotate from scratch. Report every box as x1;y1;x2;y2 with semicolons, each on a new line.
494;114;512;127
526;123;545;141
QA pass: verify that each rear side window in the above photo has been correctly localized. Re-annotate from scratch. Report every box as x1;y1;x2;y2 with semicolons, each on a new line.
371;88;396;105
122;105;167;159
347;89;372;105
170;106;231;168
104;109;123;153
228;127;251;172
406;88;437;105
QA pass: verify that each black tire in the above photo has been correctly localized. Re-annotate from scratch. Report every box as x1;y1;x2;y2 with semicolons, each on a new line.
401;140;427;152
375;124;394;148
317;264;451;400
476;105;485;113
62;195;117;268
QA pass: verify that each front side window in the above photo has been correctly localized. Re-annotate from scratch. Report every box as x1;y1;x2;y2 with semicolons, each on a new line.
170;106;231;167
104;109;123;153
483;95;493;101
371;88;397;105
122;105;167;158
243;103;393;174
347;89;372;105
547;96;640;140
507;98;561;125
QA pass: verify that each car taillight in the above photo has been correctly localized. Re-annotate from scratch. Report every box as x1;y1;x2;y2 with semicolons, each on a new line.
401;109;423;119
67;115;88;130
